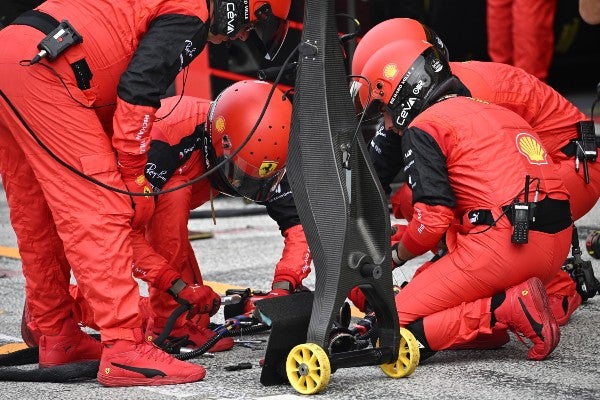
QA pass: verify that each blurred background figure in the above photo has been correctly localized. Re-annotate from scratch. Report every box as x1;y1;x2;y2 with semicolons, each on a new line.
486;0;557;81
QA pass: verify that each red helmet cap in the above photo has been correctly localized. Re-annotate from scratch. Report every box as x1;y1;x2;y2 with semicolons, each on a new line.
205;79;292;201
352;18;449;77
359;39;451;131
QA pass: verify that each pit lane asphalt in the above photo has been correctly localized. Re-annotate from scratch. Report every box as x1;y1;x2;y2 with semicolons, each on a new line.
1;113;599;399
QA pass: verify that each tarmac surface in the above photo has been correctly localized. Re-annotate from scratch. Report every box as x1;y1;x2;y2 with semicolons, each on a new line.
0;89;599;399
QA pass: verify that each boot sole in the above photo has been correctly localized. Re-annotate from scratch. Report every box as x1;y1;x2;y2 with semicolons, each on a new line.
526;278;560;360
40;358;100;368
97;370;206;387
551;294;582;326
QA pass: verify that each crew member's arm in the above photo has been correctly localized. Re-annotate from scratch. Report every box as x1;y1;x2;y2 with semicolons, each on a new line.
368;124;405;195
260;175;312;291
113;12;209;167
392;127;455;266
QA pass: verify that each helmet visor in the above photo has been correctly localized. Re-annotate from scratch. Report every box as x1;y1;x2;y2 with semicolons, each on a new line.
253;4;289;60
385;48;445;130
210;156;286;202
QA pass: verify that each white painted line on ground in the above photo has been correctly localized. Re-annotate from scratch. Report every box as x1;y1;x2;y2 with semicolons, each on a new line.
141;384;313;399
0;333;22;342
141;385;205;398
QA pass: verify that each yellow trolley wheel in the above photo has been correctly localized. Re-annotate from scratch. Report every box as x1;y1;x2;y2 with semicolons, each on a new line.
286;343;331;395
379;327;420;378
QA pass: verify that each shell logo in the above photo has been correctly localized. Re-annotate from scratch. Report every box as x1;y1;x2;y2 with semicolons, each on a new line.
516;133;547;164
259;161;278;177
383;63;398;79
215;116;226;133
135;175;145;185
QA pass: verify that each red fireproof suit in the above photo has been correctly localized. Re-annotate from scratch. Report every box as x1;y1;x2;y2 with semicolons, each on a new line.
450;61;599;221
64;95;312;332
138;96;312;330
486;0;558;81
394;95;572;350
389;61;597;304
0;0;209;342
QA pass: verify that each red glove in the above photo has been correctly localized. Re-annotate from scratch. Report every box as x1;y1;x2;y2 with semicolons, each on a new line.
273;225;312;288
348;286;368;313
155;266;221;318
118;153;154;229
168;279;221;318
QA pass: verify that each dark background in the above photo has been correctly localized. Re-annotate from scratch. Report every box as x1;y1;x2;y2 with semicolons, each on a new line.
208;0;600;96
2;0;599;97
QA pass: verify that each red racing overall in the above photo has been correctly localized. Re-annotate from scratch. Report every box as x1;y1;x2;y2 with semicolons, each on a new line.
389;61;596;308
137;96;311;330
394;96;572;350
486;0;557;81
0;0;209;342
66;95;312;332
450;61;599;221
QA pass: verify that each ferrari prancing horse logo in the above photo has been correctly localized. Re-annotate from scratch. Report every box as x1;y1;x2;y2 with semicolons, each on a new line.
259;161;278;177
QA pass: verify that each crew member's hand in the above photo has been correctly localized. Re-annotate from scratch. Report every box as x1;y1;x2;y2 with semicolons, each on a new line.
118;153;154;229
169;279;221;318
390;224;410;269
390;223;408;242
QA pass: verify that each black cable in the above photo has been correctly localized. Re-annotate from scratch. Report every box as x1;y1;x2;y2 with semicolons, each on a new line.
0;360;99;382
335;13;361;44
0;346;38;367
19;59;115;109
154;66;189;122
174;322;270;361
349;74;374;145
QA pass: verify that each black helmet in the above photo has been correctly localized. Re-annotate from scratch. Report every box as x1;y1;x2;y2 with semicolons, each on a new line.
359;39;452;131
211;0;291;60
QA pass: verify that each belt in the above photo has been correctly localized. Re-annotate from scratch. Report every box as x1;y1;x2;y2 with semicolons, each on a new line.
560;141;577;158
11;10;92;90
467;197;571;234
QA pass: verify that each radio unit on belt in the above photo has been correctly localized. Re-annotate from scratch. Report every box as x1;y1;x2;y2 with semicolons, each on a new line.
30;20;83;65
509;175;539;245
574;121;598;184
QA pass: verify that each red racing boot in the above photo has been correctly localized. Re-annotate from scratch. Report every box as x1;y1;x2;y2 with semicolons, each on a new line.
145;319;234;353
492;277;560;360
38;318;102;368
98;328;206;387
547;292;582;326
21;300;41;347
